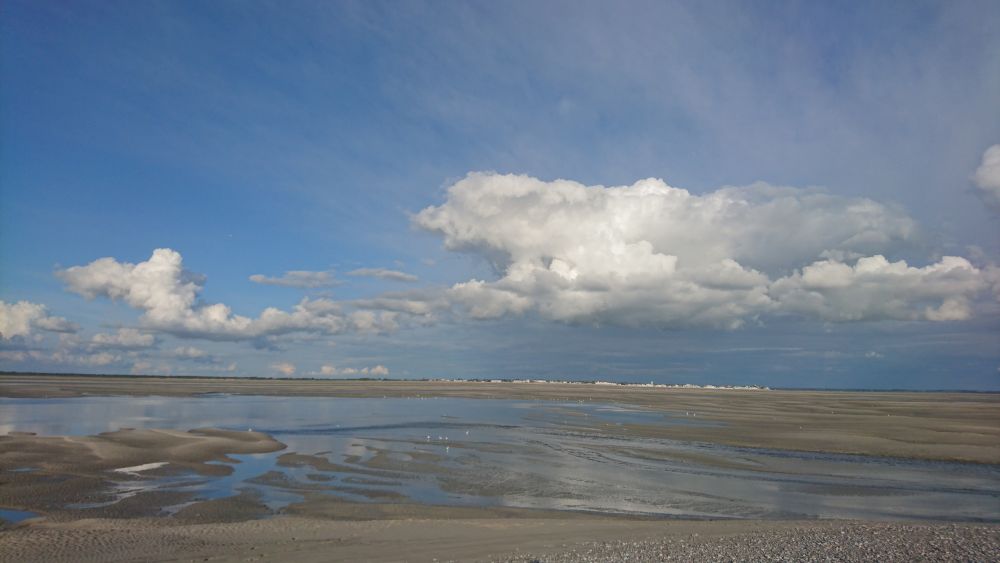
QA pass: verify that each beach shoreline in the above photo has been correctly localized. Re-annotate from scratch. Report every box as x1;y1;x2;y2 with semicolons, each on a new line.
2;374;999;561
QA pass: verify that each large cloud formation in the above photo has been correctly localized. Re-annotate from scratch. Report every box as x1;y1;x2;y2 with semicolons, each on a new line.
415;173;996;328
972;144;1000;214
58;249;399;340
0;300;78;340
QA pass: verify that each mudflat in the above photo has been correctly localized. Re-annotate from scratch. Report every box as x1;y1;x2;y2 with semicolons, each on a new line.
2;374;998;463
1;374;998;561
0;428;285;521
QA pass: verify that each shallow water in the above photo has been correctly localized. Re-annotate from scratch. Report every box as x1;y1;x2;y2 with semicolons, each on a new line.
1;395;998;521
0;507;39;524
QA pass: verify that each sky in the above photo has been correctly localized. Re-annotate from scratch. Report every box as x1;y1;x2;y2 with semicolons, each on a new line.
1;0;999;389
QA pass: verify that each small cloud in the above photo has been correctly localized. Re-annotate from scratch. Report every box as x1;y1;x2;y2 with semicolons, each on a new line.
34;316;79;334
271;361;296;376
348;268;418;283
0;351;28;362
171;346;211;360
864;350;884;359
84;352;118;366
311;364;390;377
249;270;341;288
972;144;1000;214
131;360;172;375
0;300;78;340
90;328;156;350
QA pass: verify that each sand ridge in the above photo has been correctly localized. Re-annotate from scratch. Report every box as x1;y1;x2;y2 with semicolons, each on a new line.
0;427;285;475
0;428;285;524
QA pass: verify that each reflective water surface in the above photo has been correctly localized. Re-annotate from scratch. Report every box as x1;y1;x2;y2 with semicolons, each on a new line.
0;507;39;524
1;395;998;521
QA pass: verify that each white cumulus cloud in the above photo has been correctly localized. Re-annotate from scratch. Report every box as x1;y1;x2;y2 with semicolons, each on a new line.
415;173;995;328
271;362;296;376
972;144;1000;214
0;300;78;340
770;255;986;322
58;249;398;340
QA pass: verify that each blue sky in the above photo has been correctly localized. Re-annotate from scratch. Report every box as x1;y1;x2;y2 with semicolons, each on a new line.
1;1;999;389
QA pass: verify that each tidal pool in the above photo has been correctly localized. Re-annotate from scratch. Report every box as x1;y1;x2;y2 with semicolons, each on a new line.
1;395;997;522
0;507;39;524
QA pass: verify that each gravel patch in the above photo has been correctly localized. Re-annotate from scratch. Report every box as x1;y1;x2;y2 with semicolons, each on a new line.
490;522;1000;562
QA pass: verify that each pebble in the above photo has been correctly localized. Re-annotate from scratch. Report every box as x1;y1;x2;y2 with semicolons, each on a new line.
488;522;1000;562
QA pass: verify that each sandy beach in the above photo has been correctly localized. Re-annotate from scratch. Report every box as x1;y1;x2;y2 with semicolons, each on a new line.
4;514;998;562
3;374;998;463
1;374;998;561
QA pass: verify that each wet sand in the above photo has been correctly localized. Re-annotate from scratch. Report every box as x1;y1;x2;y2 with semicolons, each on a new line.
0;428;285;521
1;374;998;561
2;374;998;463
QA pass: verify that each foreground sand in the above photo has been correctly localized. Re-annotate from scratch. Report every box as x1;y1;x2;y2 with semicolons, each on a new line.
3;513;998;562
2;375;999;561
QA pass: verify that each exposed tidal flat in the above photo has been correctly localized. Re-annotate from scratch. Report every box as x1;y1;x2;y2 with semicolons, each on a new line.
0;374;998;561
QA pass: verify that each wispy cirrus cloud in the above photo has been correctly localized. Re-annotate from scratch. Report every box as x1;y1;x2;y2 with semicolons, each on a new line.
171;345;209;359
90;328;156;350
348;268;418;283
310;364;389;377
249;270;342;288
